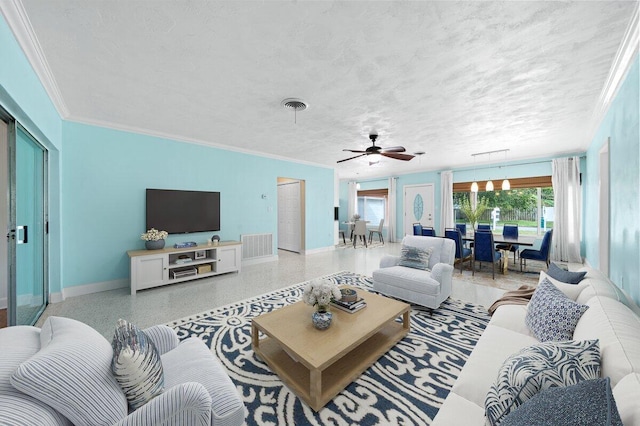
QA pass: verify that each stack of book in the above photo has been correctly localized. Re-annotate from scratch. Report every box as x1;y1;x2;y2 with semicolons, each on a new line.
330;297;367;313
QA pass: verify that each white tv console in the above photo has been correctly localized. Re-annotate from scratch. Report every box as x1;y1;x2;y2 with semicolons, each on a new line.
127;241;242;295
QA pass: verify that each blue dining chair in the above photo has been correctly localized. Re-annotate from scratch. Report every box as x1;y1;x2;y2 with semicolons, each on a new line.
477;223;491;232
496;224;519;263
455;223;467;236
445;228;472;273
413;223;422;236
421;226;436;237
473;231;502;279
520;229;553;272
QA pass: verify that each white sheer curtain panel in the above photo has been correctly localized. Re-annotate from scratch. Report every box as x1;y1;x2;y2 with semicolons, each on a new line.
440;171;454;235
388;177;397;242
347;181;357;219
552;157;582;263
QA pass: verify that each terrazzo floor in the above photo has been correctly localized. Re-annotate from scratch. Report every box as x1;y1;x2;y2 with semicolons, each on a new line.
37;242;541;338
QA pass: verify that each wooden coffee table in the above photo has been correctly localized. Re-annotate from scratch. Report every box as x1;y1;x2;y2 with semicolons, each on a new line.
251;288;410;411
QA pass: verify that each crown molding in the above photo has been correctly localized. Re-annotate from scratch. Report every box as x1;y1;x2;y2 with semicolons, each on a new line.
0;0;69;118
588;3;639;142
66;114;334;171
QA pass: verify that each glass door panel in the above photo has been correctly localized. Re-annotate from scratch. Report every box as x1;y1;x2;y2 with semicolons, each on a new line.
9;123;47;326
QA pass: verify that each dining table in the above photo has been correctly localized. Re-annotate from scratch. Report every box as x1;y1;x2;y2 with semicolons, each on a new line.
461;233;536;274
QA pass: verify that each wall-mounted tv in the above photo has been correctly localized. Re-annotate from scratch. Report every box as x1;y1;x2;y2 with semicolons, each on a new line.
146;189;220;234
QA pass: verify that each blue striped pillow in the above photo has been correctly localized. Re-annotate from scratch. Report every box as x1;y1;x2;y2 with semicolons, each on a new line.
111;319;165;410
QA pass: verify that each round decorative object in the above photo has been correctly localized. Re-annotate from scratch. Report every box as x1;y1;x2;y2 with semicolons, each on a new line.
413;194;424;221
340;288;358;302
145;239;165;250
312;307;332;330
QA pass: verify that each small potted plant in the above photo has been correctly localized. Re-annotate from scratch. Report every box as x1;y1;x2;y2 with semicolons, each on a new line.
302;278;342;330
141;228;168;250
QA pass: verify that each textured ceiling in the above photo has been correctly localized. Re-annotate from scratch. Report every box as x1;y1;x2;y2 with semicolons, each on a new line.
12;1;637;179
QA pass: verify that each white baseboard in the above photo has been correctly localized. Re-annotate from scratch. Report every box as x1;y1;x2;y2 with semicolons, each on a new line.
242;255;279;267
304;246;336;255
49;279;129;303
0;297;6;310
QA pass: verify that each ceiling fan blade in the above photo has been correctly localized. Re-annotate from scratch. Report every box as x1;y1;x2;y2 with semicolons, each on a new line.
342;149;368;153
337;153;367;163
381;152;415;161
381;146;406;153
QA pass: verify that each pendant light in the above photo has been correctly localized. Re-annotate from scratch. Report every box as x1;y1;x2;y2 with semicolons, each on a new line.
471;155;479;193
501;150;511;190
485;153;494;191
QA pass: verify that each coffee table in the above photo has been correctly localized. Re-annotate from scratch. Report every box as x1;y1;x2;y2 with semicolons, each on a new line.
251;288;410;411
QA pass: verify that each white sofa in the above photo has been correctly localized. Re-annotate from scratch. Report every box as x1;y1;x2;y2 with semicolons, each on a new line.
372;235;455;310
0;316;245;426
432;266;640;425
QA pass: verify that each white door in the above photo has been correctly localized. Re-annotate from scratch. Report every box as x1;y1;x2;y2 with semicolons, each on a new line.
277;181;301;253
404;184;435;236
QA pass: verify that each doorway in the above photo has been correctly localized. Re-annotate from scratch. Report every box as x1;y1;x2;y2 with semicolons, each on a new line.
403;184;435;236
1;108;48;326
277;178;304;253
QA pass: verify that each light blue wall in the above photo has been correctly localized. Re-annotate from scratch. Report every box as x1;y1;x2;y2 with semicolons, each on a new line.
61;122;335;288
0;14;63;295
584;54;639;304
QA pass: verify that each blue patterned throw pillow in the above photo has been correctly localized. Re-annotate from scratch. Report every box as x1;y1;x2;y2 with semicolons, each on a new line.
485;339;601;426
525;278;589;342
399;245;432;270
111;319;164;410
501;377;623;426
547;262;587;284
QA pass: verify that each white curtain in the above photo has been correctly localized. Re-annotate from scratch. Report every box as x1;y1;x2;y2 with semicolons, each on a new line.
388;177;397;242
552;157;582;263
347;181;357;219
440;170;454;235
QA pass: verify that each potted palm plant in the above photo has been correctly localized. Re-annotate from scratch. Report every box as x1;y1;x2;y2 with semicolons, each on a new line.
459;196;489;231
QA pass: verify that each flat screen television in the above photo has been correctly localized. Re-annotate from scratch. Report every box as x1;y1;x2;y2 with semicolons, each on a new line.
146;189;220;234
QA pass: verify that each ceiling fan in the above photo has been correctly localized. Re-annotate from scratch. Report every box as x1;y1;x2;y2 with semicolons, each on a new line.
337;134;415;165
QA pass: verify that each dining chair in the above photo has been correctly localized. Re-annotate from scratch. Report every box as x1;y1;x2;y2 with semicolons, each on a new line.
473;231;502;279
477;223;491;232
445;228;472;273
338;230;346;245
421;226;436;237
413;223;423;236
368;218;384;244
520;229;553;272
455;223;467;236
352;220;368;248
496;224;519;263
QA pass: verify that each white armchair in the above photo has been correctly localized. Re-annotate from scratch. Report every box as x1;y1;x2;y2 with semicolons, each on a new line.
1;317;245;426
372;235;455;311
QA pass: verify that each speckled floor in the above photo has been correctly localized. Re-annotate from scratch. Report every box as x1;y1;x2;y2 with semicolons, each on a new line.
38;242;542;338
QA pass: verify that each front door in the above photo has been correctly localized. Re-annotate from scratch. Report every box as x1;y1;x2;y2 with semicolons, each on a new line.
8;122;48;326
403;184;435;236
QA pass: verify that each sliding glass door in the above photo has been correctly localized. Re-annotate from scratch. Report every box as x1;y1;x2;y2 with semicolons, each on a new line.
7;122;48;326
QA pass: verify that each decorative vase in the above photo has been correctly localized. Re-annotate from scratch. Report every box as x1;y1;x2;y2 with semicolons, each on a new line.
312;306;332;330
145;239;165;250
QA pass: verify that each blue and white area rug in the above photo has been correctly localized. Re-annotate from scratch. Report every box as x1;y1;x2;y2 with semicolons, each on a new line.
168;271;490;425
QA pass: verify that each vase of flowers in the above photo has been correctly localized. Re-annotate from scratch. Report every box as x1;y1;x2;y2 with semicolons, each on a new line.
302;278;342;330
141;228;168;250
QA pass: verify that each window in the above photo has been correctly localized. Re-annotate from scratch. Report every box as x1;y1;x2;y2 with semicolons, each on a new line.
453;177;554;236
356;189;388;225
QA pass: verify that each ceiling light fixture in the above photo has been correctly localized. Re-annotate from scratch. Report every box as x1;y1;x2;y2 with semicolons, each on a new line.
281;98;308;124
502;150;511;190
471;155;479;193
471;149;511;193
486;153;494;191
